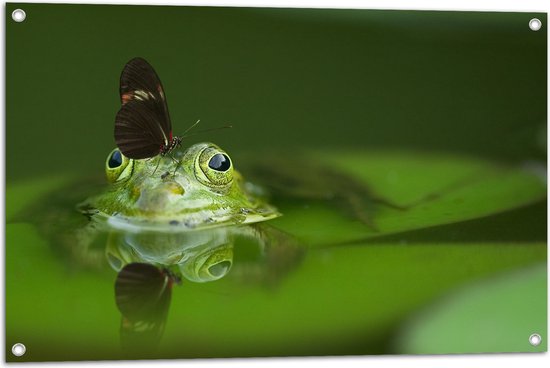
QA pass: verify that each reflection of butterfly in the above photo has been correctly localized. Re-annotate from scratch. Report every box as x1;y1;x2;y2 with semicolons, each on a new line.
114;263;180;352
115;58;182;159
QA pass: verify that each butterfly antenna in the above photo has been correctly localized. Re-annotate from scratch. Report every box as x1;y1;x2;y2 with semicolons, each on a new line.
181;125;233;138
180;119;201;137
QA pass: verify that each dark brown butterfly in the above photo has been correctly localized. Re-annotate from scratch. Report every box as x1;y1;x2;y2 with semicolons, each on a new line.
114;57;182;159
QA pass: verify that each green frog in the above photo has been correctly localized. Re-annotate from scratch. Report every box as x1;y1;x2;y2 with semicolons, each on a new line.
82;142;280;232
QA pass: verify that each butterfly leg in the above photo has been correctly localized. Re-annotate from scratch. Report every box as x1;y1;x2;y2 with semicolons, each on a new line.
169;154;182;176
151;156;162;176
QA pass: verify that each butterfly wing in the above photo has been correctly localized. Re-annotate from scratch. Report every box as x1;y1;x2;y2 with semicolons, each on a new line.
115;99;167;159
115;57;172;159
115;263;173;351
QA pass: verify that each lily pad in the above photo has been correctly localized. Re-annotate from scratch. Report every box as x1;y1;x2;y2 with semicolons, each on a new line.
392;262;547;354
269;150;546;246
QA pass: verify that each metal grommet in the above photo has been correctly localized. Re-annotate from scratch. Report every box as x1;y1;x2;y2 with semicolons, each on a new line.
529;18;542;31
11;343;26;356
12;9;26;23
529;333;542;346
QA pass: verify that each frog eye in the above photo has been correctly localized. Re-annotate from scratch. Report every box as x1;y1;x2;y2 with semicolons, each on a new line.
108;150;123;168
105;148;133;183
179;243;233;282
208;154;231;172
195;145;234;189
208;261;232;277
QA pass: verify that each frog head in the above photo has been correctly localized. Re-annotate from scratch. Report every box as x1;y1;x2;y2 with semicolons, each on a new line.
88;142;279;231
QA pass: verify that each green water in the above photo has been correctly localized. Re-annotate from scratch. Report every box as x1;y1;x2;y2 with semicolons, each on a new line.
5;3;547;361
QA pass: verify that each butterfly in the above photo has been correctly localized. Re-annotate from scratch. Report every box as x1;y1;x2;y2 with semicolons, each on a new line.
114;57;183;160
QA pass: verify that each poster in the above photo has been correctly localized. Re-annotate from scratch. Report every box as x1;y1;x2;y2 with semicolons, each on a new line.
4;2;547;362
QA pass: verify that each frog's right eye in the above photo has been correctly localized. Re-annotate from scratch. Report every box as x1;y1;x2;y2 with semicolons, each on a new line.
105;148;133;183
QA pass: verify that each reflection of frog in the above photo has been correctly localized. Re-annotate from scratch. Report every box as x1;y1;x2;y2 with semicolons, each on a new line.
108;223;303;354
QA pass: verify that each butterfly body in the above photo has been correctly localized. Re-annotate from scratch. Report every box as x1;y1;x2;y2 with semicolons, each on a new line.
159;135;183;156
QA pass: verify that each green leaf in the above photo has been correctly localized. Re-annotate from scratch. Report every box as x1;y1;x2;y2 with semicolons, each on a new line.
270;151;546;246
392;262;547;354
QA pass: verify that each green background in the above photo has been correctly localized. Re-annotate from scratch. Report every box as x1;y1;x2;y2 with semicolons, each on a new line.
5;3;547;362
5;4;547;181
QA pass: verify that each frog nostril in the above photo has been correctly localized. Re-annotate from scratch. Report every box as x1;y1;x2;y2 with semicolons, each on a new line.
167;182;185;195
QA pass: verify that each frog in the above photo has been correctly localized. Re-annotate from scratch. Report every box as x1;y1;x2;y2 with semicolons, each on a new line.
81;142;280;232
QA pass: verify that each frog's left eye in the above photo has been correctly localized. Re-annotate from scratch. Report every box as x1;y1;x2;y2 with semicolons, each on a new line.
195;145;234;189
108;150;123;168
105;148;133;183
